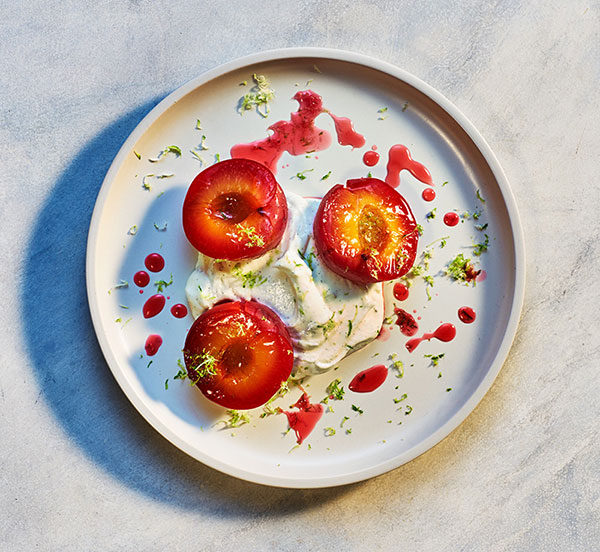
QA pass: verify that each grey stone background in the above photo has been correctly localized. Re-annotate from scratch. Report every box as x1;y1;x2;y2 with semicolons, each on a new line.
1;1;598;550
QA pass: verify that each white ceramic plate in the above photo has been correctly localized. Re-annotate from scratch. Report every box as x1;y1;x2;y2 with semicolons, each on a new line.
86;48;525;488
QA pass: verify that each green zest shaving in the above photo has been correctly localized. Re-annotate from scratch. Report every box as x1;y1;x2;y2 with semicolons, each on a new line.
185;349;218;382
222;410;250;428
154;273;173;292
142;174;154;190
190;150;205;164
233;267;267;288
424;353;445;367
239;74;275;117
393;394;408;404
326;379;345;401
297;249;316;270
473;234;490;256
235;224;265;247
426;208;437;220
317;314;335;337
174;359;188;381
446;253;478;284
149;145;182;162
295;168;314;180
390;354;404;378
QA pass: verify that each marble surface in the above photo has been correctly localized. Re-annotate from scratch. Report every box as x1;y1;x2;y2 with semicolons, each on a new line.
1;1;599;550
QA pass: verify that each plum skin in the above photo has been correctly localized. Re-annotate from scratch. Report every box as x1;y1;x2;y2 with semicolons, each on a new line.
182;159;288;261
183;300;294;410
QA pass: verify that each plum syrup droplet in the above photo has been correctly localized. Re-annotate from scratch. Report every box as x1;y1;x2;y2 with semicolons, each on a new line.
363;150;380;167
134;270;150;287
458;306;476;323
349;365;388;393
393;282;409;301
422;188;436;201
171;303;188;318
443;212;460;226
145;253;165;272
385;144;433;188
283;392;324;445
143;294;166;318
405;323;457;353
145;334;163;356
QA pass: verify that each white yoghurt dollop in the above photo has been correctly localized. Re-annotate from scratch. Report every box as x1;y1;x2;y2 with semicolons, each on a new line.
185;192;384;377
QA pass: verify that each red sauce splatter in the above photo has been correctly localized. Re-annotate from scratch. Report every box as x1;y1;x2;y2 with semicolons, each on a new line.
144;334;163;356
349;365;388;393
143;294;166;319
422;188;436;201
230;90;331;173
230;91;366;173
145;253;165;272
394;308;419;336
134;271;150;287
385;145;433;188
328;113;366;148
443;212;460;226
393;282;409;301
405;323;456;353
282;392;324;444
458;306;476;324
363;150;380;166
171;303;188;318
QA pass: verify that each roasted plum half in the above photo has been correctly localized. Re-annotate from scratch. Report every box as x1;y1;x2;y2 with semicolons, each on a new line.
183;300;293;410
313;177;419;284
182;159;287;260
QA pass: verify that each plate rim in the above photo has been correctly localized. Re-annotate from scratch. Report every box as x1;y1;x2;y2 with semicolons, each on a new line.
86;47;526;488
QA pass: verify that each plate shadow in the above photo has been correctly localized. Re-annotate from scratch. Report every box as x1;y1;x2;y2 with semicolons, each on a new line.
19;100;354;516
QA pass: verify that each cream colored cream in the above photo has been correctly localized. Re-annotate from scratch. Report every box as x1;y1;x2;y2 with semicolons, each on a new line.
185;193;384;377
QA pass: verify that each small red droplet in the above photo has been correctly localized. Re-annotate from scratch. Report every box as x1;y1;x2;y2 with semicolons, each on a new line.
134;271;150;287
458;306;476;323
363;150;380;167
422;188;436;201
443;212;460;226
143;294;166;318
145;253;165;272
145;334;163;356
171;303;188;318
393;282;409;301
